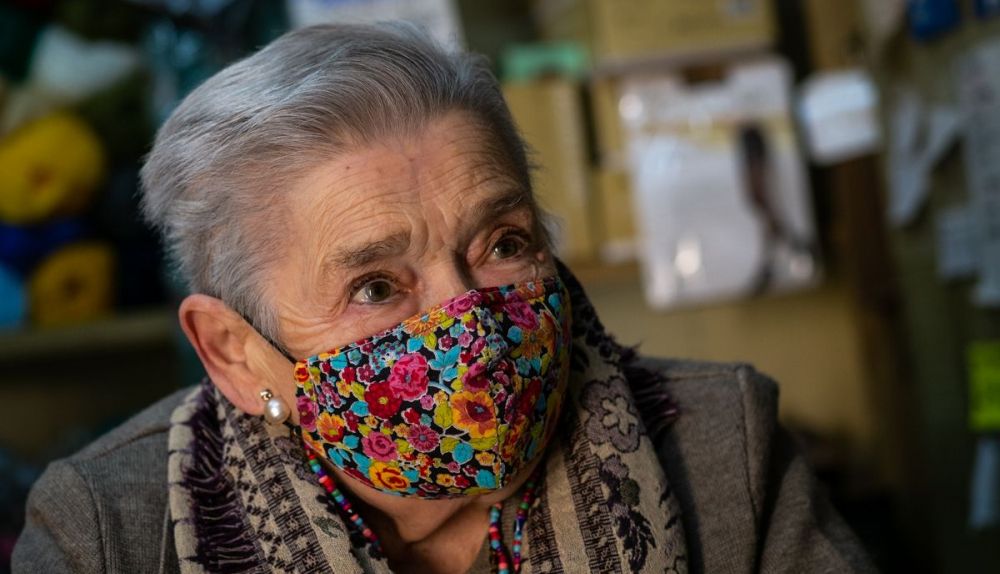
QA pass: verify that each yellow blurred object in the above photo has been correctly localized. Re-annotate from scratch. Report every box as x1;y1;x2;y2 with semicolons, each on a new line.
593;168;636;263
503;79;595;263
535;0;774;67
969;341;1000;432
28;242;114;327
588;77;637;264
0;112;105;224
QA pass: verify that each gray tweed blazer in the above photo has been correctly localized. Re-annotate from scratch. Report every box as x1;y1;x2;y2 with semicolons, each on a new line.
12;359;877;573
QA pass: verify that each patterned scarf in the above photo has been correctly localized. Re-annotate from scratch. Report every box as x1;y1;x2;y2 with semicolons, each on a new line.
168;267;687;573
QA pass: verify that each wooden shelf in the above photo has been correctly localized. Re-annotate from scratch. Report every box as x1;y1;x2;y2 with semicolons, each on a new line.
0;308;176;361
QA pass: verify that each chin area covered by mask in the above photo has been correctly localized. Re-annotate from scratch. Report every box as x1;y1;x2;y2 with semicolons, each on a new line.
293;275;572;499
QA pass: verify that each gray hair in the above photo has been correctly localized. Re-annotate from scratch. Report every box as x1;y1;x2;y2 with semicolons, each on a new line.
140;22;537;344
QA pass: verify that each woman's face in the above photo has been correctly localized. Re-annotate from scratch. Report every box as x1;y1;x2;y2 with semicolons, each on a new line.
268;110;554;365
225;110;557;520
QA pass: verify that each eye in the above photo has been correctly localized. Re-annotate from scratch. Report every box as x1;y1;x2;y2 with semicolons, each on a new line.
351;276;397;304
491;232;528;260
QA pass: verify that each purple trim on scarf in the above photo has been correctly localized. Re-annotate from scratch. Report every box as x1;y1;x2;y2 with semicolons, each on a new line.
620;345;681;441
179;381;263;573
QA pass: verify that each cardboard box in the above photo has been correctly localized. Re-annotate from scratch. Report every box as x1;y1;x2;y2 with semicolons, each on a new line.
503;79;595;263
534;0;775;67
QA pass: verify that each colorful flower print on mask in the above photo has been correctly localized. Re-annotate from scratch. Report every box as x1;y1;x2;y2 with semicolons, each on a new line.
295;275;572;498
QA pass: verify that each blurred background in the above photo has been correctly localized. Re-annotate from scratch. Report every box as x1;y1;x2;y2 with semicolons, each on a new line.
1;0;999;571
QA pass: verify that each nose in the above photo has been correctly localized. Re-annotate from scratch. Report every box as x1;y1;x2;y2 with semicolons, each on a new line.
421;259;476;309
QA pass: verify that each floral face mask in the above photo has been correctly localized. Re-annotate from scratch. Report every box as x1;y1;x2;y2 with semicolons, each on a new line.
294;275;572;498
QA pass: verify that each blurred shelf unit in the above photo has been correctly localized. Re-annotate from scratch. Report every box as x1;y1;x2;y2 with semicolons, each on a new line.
0;308;175;361
532;0;776;73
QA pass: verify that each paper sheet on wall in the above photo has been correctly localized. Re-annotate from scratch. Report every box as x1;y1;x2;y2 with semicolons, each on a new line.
957;38;1000;307
797;69;882;166
887;88;961;227
935;203;980;280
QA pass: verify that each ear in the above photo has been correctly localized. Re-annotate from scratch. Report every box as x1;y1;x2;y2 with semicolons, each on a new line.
178;294;267;415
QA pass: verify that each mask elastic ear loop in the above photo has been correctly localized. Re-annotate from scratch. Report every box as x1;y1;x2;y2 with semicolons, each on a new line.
268;337;299;364
238;312;298;364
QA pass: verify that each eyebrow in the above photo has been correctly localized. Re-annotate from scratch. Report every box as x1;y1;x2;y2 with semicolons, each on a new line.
322;187;532;274
326;231;410;270
460;188;533;245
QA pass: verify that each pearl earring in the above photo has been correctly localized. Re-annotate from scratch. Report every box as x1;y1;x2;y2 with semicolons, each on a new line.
260;389;290;425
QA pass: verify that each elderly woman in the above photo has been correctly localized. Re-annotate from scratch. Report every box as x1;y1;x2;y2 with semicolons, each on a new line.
13;23;874;574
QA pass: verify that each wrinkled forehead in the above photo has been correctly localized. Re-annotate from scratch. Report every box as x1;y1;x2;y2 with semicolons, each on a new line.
285;111;538;263
303;112;525;208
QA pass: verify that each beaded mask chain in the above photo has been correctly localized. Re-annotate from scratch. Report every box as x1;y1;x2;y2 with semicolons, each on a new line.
488;471;538;574
306;447;540;573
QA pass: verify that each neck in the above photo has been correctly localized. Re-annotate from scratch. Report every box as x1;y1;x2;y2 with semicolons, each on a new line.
358;491;490;545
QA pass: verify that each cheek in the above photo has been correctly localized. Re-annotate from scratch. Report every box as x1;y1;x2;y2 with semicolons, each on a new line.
291;298;423;357
340;307;420;343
